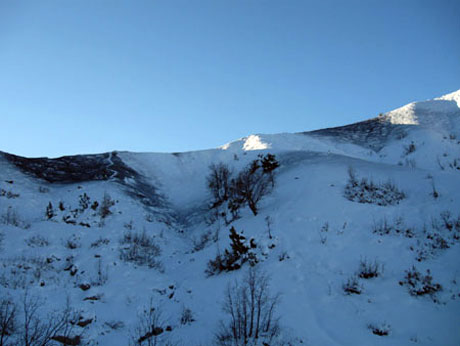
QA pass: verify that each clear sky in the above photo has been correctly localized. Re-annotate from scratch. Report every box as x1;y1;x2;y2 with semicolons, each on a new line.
1;0;459;158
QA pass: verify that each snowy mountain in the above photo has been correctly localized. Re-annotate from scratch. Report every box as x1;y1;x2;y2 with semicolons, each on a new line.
0;90;459;346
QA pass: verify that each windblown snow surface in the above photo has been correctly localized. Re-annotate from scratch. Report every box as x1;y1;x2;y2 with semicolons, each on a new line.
1;90;460;345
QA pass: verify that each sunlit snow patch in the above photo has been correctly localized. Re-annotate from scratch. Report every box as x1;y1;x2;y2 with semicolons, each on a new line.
242;135;270;151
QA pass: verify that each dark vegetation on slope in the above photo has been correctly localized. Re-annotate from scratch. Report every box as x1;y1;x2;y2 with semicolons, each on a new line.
1;151;167;209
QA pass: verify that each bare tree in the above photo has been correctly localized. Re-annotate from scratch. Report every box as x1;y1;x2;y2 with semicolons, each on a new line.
207;163;233;208
21;293;79;346
0;298;16;346
216;267;282;346
232;160;272;216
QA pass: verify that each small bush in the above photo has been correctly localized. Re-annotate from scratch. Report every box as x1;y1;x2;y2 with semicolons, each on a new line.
414;212;460;261
180;306;194;325
65;235;81;250
193;230;214;252
399;266;442;302
344;167;405;206
99;193;115;219
404;142;416;156
343;275;363;295
119;231;162;269
357;258;384;279
25;235;50;248
368;322;391;336
1;207;30;229
131;299;169;346
38;186;50;193
79;193;91;211
91;237;110;248
0;189;19;199
372;217;414;238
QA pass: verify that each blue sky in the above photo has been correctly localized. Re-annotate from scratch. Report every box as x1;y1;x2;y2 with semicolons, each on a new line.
1;0;459;157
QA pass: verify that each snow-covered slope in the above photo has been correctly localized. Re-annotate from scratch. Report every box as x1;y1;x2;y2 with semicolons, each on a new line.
0;90;459;346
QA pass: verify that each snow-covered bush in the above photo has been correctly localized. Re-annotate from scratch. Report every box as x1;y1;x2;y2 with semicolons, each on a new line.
413;211;460;261
343;275;363;295
368;322;391;336
344;167;405;206
399;266;442;302
357;258;384;279
25;235;50;248
65;235;81;250
119;231;162;269
90;237;110;248
0;256;57;289
78;193;91;212
179;306;194;325
215;268;283;346
206;227;258;276
0;189;20;199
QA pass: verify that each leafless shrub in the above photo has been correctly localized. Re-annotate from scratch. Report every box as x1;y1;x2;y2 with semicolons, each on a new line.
344;167;405;206
357;258;384;279
399;266;442;303
215;267;283;346
372;216;414;238
368;322;391;336
15;291;80;346
99;193;115;219
104;320;125;330
130;299;168;346
91;258;108;286
0;189;19;199
65;236;81;250
1;207;30;229
38;186;49;193
119;231;162;269
343;275;363;295
0;257;56;289
25;235;50;248
90;237;110;248
179;307;194;325
193;231;213;252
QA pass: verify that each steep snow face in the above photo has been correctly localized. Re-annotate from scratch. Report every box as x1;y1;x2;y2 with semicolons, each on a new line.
386;90;460;128
0;89;460;346
437;89;460;107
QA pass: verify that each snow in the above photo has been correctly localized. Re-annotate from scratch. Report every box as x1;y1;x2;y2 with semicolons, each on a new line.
0;90;459;345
